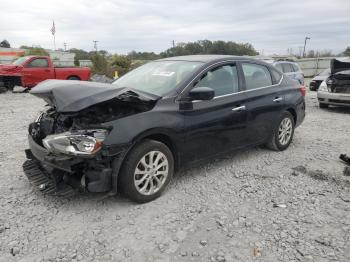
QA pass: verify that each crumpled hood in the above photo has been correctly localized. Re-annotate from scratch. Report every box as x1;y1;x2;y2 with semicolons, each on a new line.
30;80;160;112
331;58;350;74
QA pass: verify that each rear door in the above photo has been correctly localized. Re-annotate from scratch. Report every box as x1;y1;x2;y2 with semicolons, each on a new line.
239;62;285;144
182;62;249;161
22;58;54;87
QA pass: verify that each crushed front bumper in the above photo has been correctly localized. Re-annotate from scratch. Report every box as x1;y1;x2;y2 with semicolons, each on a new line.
22;159;76;197
317;91;350;106
24;134;114;195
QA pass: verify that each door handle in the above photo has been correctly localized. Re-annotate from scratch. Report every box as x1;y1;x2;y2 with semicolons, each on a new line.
273;97;283;102
232;105;246;112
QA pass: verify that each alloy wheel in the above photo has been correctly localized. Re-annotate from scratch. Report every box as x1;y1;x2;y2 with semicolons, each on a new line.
134;151;169;195
278;118;293;145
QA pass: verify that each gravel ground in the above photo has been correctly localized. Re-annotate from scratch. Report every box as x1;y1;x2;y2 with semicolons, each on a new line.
0;85;350;262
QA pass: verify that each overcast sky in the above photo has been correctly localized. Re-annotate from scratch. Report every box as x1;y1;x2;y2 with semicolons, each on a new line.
1;0;349;55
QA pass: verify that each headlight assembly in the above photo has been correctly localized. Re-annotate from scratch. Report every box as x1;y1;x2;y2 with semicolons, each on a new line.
43;129;107;156
318;81;328;92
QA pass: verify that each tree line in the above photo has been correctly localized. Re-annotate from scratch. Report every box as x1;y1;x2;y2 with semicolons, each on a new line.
1;39;350;77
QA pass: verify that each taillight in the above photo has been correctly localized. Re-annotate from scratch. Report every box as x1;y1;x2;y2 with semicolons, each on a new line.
299;85;306;97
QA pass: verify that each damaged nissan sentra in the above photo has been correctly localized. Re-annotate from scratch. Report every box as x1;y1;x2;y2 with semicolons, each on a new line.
23;55;305;203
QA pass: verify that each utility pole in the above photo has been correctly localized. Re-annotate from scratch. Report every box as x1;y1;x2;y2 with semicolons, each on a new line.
93;40;98;52
303;37;310;58
298;46;303;58
63;42;67;51
172;40;175;48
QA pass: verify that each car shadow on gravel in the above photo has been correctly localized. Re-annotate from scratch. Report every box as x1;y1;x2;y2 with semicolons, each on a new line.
321;106;350;114
173;146;268;182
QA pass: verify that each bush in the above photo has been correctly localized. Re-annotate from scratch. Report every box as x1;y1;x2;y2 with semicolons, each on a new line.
111;55;132;76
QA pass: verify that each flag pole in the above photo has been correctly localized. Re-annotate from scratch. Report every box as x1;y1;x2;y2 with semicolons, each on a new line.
53;34;56;51
51;20;56;51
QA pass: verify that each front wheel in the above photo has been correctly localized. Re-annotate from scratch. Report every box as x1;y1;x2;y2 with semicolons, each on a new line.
118;139;174;203
266;111;295;151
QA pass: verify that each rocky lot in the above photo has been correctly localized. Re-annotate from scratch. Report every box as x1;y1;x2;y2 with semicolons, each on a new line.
0;87;349;262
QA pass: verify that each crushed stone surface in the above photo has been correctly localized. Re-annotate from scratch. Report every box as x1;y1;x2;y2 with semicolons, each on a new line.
0;86;349;262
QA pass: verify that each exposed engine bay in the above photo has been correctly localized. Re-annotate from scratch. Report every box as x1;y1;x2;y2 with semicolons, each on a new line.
29;92;157;146
327;71;350;94
328;58;350;94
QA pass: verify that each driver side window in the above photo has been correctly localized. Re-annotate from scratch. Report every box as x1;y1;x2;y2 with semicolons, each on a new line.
194;64;239;97
28;58;49;68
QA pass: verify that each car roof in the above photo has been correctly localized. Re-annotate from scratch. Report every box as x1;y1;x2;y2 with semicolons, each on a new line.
157;55;261;63
273;60;298;65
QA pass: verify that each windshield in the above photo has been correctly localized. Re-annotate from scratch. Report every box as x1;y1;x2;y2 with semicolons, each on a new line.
112;61;203;96
12;56;30;65
319;68;331;76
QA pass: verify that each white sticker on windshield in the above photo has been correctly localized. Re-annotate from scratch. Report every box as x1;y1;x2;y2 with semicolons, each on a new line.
152;71;175;77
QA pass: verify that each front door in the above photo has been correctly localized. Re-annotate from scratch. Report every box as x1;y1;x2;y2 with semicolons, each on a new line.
22;58;54;87
181;63;249;162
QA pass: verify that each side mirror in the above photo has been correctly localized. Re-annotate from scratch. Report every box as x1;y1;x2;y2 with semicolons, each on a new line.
188;87;214;101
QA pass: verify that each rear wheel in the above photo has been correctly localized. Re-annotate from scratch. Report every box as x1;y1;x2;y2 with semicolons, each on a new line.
319;103;329;109
118;139;174;203
266;111;295;151
67;76;80;80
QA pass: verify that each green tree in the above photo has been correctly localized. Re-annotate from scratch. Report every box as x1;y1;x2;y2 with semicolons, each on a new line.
68;48;91;66
20;46;49;56
160;40;258;57
111;55;132;76
344;47;350;56
91;53;109;75
0;40;10;48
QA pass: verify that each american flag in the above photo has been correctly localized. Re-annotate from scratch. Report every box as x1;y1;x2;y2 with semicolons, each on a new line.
51;21;55;35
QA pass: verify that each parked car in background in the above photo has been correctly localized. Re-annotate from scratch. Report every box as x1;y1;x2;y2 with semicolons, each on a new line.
23;55;305;203
272;61;304;85
0;56;91;90
318;58;350;108
309;68;331;91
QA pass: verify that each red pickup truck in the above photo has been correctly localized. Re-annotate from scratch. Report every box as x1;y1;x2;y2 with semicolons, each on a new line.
0;56;91;90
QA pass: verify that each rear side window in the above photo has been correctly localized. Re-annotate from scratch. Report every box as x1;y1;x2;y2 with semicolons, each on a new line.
291;64;300;72
282;63;293;73
28;58;49;68
242;63;272;90
194;64;239;97
275;63;283;72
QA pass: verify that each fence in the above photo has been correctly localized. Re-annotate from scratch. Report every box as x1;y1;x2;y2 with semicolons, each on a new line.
296;57;334;77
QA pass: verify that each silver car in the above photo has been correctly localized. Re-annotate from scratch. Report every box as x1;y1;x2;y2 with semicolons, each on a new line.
309;68;330;91
317;58;350;108
273;61;305;85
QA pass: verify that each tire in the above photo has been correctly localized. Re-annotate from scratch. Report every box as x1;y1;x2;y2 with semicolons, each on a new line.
319;103;329;109
67;76;80;80
266;111;295;151
118;139;174;203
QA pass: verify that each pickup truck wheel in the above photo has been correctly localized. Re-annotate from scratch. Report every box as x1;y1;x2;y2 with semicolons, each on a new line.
118;139;174;203
266;111;295;151
67;76;80;80
319;103;329;109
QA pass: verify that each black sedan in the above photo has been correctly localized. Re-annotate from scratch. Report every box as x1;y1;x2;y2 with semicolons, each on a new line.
23;55;305;203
